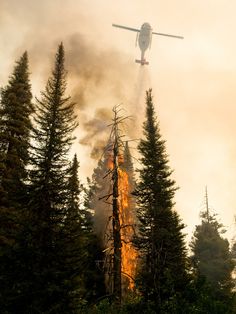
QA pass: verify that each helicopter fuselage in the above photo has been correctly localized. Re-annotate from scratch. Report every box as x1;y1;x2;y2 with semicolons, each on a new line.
136;23;152;65
112;22;183;65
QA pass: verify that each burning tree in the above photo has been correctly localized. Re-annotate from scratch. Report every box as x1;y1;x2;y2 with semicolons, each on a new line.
119;141;137;293
91;106;137;303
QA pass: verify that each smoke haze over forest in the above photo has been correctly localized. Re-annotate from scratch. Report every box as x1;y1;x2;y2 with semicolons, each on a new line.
1;0;236;242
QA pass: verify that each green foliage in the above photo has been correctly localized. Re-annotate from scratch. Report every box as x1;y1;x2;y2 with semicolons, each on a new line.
121;141;136;206
90;155;111;240
188;276;236;314
0;51;33;312
191;211;234;294
82;177;106;302
0;51;32;208
190;209;235;313
122;141;134;175
0;47;235;313
18;43;81;313
0;51;33;199
133;89;190;311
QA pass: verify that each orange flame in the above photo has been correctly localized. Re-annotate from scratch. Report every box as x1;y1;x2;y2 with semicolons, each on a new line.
107;152;137;291
118;164;137;291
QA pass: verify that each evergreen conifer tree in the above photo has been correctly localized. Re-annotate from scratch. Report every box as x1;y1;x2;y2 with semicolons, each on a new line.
0;52;33;311
134;89;189;312
123;141;134;173
24;43;79;313
0;51;33;205
122;141;136;222
82;179;106;303
83;159;109;301
91;154;112;240
61;154;88;309
122;141;135;191
190;206;235;311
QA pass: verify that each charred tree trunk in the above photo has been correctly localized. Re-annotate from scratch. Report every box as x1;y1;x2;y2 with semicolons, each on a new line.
112;112;122;304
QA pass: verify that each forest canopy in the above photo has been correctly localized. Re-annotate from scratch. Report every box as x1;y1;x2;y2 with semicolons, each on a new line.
0;44;235;314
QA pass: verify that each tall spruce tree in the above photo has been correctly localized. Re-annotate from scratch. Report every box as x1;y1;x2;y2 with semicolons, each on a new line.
82;178;107;303
83;156;111;301
122;141;136;221
91;154;112;241
122;141;135;186
61;154;87;307
0;51;33;205
134;89;189;312
24;43;79;313
190;203;235;312
66;154;81;220
0;52;33;311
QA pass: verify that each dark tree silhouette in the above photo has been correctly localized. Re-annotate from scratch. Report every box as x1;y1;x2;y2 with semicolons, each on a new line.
0;52;33;311
134;89;189;312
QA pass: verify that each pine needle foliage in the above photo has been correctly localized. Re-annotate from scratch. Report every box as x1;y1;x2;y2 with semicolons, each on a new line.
134;89;189;312
0;51;33;206
24;43;80;313
191;209;235;305
0;52;33;312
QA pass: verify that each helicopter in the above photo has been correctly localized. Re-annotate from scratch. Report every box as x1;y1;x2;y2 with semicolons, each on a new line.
112;22;183;65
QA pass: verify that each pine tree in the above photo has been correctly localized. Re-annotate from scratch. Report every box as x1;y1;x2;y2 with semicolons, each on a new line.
82;178;107;303
123;142;133;171
0;52;33;311
84;156;111;300
24;43;79;313
91;153;112;241
61;154;87;309
190;206;235;310
0;51;33;205
122;141;136;223
134;89;189;312
122;141;135;187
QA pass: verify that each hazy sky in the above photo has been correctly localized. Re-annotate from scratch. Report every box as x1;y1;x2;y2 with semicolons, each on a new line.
1;0;236;242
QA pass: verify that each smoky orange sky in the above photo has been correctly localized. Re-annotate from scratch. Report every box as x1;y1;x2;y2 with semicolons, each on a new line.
1;0;236;242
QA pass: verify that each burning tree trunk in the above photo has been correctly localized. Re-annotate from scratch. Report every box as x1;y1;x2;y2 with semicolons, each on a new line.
92;106;137;303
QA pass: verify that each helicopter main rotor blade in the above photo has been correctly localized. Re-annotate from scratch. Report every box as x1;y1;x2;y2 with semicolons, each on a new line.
152;32;184;39
112;24;140;33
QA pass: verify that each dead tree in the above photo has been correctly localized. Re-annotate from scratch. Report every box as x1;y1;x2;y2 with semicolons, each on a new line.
98;106;134;303
111;106;122;303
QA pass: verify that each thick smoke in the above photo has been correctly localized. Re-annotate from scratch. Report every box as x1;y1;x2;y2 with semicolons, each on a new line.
0;1;148;163
2;0;236;247
10;29;141;161
64;32;139;159
78;108;112;159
